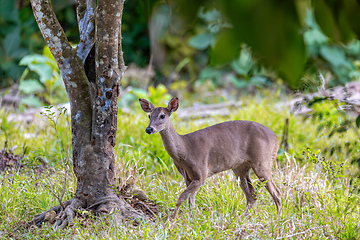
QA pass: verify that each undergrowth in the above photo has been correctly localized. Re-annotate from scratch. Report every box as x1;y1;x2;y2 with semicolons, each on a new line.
0;93;360;239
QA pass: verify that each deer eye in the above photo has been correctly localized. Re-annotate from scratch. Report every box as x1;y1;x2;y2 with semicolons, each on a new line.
160;114;165;119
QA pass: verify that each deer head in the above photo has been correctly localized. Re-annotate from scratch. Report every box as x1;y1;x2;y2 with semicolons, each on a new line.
139;97;179;134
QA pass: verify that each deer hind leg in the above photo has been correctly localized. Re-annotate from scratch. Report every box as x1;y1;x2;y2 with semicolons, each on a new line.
232;165;256;215
265;179;281;216
251;160;282;216
184;174;196;210
171;179;203;219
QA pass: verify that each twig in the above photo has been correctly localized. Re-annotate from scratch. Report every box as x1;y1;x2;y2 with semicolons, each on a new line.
134;201;156;217
43;182;64;209
59;172;68;209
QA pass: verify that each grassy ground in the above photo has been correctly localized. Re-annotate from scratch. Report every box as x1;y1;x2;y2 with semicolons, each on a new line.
1;93;360;239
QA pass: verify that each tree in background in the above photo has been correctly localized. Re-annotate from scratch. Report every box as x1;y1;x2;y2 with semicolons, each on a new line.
28;0;143;228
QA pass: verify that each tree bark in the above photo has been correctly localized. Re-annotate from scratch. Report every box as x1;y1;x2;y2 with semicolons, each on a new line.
29;0;144;228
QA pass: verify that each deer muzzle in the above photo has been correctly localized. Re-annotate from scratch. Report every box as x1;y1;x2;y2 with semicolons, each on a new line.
146;127;154;134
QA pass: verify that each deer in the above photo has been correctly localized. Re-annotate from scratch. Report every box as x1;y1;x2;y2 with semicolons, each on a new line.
139;97;281;219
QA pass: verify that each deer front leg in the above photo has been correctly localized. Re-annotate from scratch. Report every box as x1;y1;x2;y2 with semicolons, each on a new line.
232;165;256;216
189;192;196;209
184;172;196;210
171;179;203;219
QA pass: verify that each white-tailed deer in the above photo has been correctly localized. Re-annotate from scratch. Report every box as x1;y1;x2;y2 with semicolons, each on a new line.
139;97;281;219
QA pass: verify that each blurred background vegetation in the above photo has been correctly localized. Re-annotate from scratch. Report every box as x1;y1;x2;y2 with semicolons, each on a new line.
1;0;360;108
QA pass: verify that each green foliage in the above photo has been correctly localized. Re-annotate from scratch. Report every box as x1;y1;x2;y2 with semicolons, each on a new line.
166;1;360;89
150;4;360;92
302;10;360;87
187;8;272;91
118;84;172;110
304;148;345;180
224;1;305;88
175;0;306;88
3;0;360;93
0;0;79;87
303;148;360;239
122;0;152;67
197;67;225;87
304;96;360;169
39;105;71;163
228;47;271;89
0;1;42;87
188;33;212;51
18;46;68;107
356;114;360;128
0;109;13;148
314;0;360;43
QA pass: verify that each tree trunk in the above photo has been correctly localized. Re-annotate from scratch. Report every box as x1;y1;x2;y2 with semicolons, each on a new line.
29;0;144;228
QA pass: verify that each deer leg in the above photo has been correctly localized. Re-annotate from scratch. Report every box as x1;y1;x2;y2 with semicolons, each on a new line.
251;163;282;216
189;193;196;209
188;190;196;218
241;175;256;215
171;179;203;219
184;174;196;210
264;180;281;216
177;166;196;211
233;166;256;215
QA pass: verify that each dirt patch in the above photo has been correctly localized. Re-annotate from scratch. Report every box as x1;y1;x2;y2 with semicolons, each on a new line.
125;195;161;221
118;183;162;221
0;148;48;176
0;149;22;174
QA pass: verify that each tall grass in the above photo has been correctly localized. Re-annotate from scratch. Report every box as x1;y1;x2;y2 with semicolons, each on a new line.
0;93;359;239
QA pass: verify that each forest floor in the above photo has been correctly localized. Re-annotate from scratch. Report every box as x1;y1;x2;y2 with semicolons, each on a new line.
1;90;360;239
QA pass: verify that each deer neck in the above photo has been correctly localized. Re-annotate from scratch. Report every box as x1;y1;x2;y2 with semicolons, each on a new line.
159;121;185;161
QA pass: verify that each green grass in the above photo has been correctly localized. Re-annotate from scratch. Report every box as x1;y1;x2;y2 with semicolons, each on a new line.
1;93;360;239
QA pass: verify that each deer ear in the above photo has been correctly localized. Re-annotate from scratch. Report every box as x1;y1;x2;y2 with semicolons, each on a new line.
139;99;156;113
167;97;179;113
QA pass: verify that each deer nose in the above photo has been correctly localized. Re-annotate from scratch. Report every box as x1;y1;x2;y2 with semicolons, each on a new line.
146;127;154;134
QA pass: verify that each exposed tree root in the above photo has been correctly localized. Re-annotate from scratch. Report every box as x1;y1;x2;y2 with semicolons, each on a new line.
23;188;164;230
24;195;148;229
25;199;73;228
54;198;83;229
